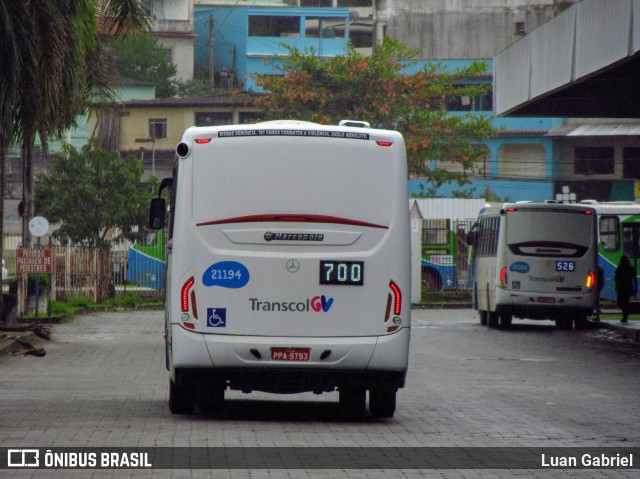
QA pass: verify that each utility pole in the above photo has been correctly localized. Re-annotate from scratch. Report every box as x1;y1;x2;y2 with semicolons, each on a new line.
209;15;215;86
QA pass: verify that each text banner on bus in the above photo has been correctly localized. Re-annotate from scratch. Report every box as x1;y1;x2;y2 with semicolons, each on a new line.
16;248;53;274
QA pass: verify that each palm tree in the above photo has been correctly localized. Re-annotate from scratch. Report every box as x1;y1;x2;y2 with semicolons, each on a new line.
0;0;149;319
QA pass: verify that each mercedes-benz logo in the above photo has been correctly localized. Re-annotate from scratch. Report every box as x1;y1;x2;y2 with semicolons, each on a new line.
286;259;300;273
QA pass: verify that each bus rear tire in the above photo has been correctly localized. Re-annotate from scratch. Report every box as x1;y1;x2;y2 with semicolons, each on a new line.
499;313;512;329
198;382;225;415
555;317;573;330
369;386;397;418
339;385;366;418
478;310;488;326
487;311;499;328
169;379;194;414
574;315;587;330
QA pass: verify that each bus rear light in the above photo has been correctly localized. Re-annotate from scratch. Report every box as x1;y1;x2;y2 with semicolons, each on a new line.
181;277;195;312
191;290;199;319
500;266;507;283
386;326;399;333
195;138;211;144
183;323;196;330
586;270;595;289
376;141;393;147
389;280;402;315
384;293;392;322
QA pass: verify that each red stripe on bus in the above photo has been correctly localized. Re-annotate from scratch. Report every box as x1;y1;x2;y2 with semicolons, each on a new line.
196;214;388;229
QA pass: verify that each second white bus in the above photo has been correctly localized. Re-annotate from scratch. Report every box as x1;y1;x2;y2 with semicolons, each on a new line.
467;202;598;329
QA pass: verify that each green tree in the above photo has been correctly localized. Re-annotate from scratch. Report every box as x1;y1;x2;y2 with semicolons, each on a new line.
112;32;178;98
254;38;497;186
35;141;154;248
0;0;149;319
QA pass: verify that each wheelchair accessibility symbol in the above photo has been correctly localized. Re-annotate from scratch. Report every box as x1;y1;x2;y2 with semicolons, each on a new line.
207;308;227;327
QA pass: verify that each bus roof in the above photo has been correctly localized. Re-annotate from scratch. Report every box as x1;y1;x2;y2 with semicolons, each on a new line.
477;201;596;217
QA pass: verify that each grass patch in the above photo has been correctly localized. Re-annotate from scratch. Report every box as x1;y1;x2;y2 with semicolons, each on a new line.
421;290;472;303
33;295;164;318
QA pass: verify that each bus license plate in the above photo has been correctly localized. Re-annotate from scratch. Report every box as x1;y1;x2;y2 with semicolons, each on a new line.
271;348;310;362
537;297;556;304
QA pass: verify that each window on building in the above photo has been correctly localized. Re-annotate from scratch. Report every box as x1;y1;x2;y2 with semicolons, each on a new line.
574;146;614;175
515;22;526;36
300;0;332;6
445;85;493;112
148;119;167;139
163;48;173;63
249;16;300;37
338;0;372;6
599;216;620;252
305;16;345;38
497;144;546;178
195;112;233;127
623;147;640;178
349;25;372;48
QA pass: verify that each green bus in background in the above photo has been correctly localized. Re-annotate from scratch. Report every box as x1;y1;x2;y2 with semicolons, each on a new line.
588;201;640;304
128;228;166;290
421;218;474;291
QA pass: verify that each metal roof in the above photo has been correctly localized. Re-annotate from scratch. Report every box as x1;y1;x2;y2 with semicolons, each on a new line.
494;0;640;118
546;123;640;137
121;94;265;109
409;199;486;221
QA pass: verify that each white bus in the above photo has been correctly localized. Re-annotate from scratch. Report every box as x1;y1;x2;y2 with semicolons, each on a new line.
149;120;411;417
467;202;598;330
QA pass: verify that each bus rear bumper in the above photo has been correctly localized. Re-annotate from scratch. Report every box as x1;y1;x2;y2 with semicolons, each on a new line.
169;324;409;391
498;290;596;319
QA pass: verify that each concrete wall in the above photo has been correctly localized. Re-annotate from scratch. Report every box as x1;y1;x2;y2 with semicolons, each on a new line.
375;0;578;59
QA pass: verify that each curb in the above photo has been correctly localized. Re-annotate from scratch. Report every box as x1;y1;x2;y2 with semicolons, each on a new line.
412;303;472;309
592;320;640;342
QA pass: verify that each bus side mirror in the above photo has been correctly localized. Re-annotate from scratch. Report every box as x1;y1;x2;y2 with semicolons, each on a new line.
149;198;166;229
466;231;476;246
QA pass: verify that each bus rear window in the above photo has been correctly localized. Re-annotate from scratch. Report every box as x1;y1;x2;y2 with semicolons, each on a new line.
506;209;594;250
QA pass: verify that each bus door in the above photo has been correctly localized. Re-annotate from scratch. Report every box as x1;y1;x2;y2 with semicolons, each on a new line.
622;222;640;274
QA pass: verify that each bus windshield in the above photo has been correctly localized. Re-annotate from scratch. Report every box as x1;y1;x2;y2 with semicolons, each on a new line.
506;209;594;257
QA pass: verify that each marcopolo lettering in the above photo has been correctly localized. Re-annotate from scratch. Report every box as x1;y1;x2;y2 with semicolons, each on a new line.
264;232;324;242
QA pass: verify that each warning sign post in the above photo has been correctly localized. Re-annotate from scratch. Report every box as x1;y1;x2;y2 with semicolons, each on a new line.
16;248;53;274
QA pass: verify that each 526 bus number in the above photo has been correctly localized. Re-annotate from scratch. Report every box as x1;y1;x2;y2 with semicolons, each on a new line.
320;261;364;286
555;261;575;272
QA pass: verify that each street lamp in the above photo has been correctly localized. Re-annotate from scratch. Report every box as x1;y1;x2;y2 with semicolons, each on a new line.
135;136;156;178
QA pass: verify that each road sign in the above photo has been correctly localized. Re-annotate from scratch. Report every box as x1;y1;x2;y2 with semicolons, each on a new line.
16;248;53;274
29;216;49;237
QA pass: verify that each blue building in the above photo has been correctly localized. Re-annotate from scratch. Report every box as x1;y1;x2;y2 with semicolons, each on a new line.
404;60;564;202
194;2;350;91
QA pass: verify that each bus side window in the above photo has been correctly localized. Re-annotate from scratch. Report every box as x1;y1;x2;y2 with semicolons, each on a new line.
599;216;619;252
